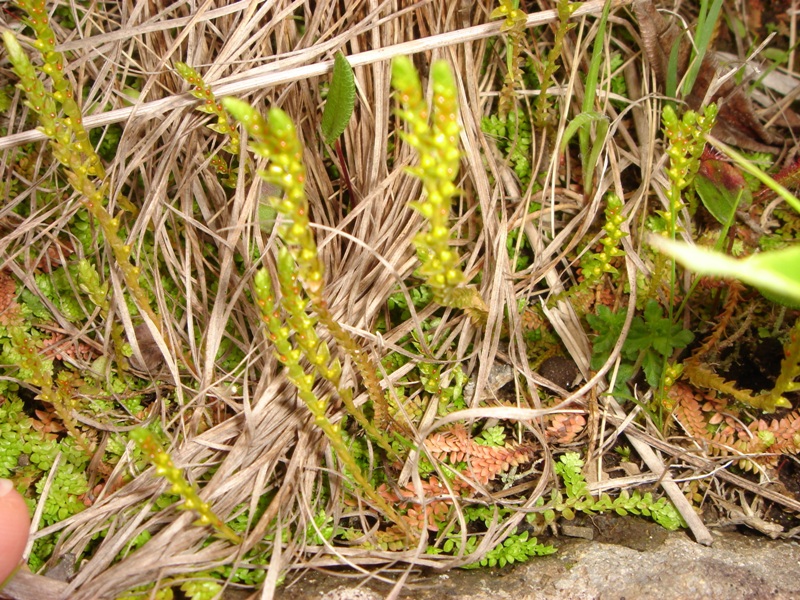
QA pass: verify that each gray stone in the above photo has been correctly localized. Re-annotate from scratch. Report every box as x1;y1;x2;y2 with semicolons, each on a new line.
320;588;384;600
277;529;800;600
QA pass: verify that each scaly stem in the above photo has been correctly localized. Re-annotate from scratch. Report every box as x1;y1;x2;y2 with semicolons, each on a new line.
223;98;394;435
131;429;242;544
754;318;800;411
254;268;409;534
3;22;166;354
391;57;487;321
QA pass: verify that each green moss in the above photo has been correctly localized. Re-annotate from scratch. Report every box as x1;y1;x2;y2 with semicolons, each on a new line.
481;109;533;186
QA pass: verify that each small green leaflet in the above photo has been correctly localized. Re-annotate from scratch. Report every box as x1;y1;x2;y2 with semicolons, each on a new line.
321;51;356;145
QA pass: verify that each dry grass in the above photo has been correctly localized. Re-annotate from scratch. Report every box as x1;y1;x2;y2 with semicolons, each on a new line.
1;0;799;598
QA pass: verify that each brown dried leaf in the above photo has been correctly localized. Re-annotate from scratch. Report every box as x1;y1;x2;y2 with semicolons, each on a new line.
33;409;67;434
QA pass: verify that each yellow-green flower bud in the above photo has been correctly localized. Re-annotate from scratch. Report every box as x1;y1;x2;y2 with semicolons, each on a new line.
391;57;485;315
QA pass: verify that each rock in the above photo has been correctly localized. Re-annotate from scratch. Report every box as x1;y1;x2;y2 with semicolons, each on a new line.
320;587;384;600
275;529;800;600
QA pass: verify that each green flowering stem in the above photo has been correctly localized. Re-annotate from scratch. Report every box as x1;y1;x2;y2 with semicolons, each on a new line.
223;97;394;434
253;269;410;536
14;0;103;178
176;62;240;186
221;100;323;289
491;0;528;116
3;21;167;365
313;300;397;437
532;0;576;127
391;56;487;322
254;258;398;458
581;193;627;279
647;104;717;305
130;428;242;544
552;192;627;305
275;248;342;384
2;30;62;143
175;62;239;154
77;259;131;374
662;103;717;222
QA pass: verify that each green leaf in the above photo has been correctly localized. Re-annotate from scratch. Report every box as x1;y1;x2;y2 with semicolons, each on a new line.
641;351;664;388
559;111;607;153
651;237;800;308
682;0;725;96
321;52;356;145
587;305;628;368
706;135;800;214
695;158;751;225
626;301;693;357
475;425;506;447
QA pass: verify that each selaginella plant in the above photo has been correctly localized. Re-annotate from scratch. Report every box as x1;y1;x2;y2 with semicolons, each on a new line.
4;319;91;452
221;97;409;535
130;428;242;544
390;56;487;321
2;0;164;363
175;62;240;187
540;453;684;529
491;0;527;116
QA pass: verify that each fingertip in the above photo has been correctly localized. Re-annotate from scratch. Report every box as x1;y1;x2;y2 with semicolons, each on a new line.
0;479;31;585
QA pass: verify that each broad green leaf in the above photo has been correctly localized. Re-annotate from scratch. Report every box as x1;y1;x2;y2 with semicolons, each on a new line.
706;135;800;214
321;51;356;145
694;158;751;225
579;0;612;194
560;110;608;195
651;236;800;307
